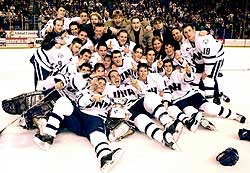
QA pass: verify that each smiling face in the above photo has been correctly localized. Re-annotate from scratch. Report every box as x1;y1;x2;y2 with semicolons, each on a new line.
94;66;105;77
79;51;91;63
163;61;173;77
109;70;121;87
165;44;175;57
153;39;162;52
96;78;106;93
97;45;107;58
117;31;128;46
132;47;143;63
104;56;112;69
131;18;141;32
94;26;104;39
112;52;123;67
70;43;82;55
138;66;148;82
53;19;64;33
80;12;88;24
70;25;79;36
183;25;196;42
146;50;155;65
57;7;66;18
78;30;88;42
79;65;91;74
172;28;183;42
90;14;100;25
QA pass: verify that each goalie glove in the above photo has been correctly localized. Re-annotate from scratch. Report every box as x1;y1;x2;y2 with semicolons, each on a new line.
216;147;239;166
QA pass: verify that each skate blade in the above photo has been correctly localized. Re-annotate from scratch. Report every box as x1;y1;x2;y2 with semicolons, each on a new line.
172;122;184;143
190;113;203;133
101;149;124;173
33;137;50;151
164;133;182;151
200;119;217;131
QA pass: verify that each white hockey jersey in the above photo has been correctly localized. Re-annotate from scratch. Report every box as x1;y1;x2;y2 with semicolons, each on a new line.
115;57;138;84
40;17;72;37
137;73;172;103
181;34;224;74
76;88;111;117
34;45;78;74
105;38;136;56
164;68;197;103
106;83;144;109
89;52;103;68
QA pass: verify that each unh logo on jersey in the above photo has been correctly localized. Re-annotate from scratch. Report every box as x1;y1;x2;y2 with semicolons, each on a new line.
203;39;209;44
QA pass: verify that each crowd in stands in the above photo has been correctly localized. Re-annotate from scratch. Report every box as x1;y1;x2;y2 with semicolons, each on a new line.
0;0;249;39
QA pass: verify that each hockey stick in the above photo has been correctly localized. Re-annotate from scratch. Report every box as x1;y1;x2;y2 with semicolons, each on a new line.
0;116;22;134
221;68;250;71
0;88;56;135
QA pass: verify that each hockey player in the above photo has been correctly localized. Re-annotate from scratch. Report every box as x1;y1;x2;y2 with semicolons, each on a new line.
77;48;92;67
130;45;144;65
32;37;82;90
144;48;165;75
106;30;136;56
137;63;202;132
106;70;180;150
163;42;189;68
163;58;246;130
182;24;228;104
78;28;94;52
34;77;123;173
3;37;84;122
40;6;72;37
110;50;137;84
89;42;108;67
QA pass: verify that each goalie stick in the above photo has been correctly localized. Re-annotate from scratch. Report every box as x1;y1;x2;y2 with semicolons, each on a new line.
0;88;56;135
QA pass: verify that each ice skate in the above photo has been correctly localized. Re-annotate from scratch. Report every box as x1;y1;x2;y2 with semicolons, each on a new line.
162;131;178;150
200;117;216;131
33;133;54;150
234;113;246;123
238;128;250;141
222;94;230;103
185;112;203;132
165;120;183;142
213;97;221;105
101;148;123;173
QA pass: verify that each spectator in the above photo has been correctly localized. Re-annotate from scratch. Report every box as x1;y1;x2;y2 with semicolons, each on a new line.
0;27;7;38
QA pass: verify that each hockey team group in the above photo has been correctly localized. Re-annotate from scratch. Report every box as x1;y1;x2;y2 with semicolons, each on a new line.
2;7;250;173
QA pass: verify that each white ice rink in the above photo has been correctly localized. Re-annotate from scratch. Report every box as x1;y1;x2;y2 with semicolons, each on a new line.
0;48;250;173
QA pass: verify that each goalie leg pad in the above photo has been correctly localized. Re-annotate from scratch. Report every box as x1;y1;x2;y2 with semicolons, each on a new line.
21;100;54;129
2;91;44;115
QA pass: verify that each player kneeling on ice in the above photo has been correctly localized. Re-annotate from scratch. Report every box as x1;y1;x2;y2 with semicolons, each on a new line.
33;78;123;173
163;58;247;131
106;70;181;150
